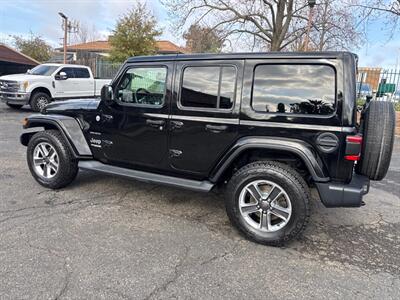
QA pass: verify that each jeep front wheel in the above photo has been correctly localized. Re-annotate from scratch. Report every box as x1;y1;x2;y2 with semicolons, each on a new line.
225;161;310;246
27;130;78;189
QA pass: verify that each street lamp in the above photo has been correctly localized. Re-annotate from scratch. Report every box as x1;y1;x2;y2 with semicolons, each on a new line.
58;12;68;64
304;0;316;51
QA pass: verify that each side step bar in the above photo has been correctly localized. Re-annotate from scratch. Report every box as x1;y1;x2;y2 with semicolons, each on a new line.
78;160;214;192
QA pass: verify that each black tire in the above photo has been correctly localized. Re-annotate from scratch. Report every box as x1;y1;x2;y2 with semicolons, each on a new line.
30;92;51;112
6;103;23;109
225;161;310;246
27;130;78;189
356;101;395;180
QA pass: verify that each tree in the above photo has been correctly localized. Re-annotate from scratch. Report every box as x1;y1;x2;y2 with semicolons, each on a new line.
183;24;224;52
354;0;400;16
13;33;52;62
291;0;362;51
163;0;362;52
350;0;399;36
109;2;161;62
163;0;311;51
73;22;101;44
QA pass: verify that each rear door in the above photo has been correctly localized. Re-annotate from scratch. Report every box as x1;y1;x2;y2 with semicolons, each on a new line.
72;67;94;97
168;60;243;177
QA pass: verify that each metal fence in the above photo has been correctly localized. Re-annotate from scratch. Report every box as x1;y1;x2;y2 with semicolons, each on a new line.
73;57;122;79
357;67;400;101
94;60;122;79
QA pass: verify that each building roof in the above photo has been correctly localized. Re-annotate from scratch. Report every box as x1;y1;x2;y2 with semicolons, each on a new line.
0;44;40;65
66;40;111;52
62;40;187;54
155;40;187;53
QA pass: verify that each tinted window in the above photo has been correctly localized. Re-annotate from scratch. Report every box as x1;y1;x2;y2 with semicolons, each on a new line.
74;68;90;78
220;67;236;109
180;66;236;110
116;67;167;106
58;67;75;78
252;64;335;115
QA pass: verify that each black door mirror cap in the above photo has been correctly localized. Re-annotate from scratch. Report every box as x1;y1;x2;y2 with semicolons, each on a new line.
55;72;68;80
101;84;114;105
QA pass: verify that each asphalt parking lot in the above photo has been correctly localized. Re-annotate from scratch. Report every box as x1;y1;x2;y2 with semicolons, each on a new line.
0;103;399;299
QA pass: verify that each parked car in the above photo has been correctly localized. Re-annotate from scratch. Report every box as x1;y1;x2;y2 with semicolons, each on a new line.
19;52;395;246
356;82;372;99
0;64;111;111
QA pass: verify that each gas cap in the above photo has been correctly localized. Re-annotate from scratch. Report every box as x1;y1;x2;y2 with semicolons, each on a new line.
316;133;339;153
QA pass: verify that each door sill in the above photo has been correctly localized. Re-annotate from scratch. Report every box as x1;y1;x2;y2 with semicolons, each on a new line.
78;160;214;192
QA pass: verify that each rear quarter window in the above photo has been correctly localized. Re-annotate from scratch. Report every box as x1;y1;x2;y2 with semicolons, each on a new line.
252;64;336;115
74;68;91;78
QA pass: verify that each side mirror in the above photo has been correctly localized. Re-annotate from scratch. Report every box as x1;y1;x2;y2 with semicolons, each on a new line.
101;84;114;104
26;69;31;74
55;72;68;80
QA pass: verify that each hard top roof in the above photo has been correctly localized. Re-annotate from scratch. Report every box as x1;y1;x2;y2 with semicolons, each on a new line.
126;51;355;63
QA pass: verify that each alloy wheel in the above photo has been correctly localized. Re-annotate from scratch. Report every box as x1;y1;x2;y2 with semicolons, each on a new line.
33;142;59;179
239;180;292;232
37;96;49;110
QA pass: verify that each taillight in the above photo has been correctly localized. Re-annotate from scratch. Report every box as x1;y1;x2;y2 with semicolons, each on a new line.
344;154;361;161
345;135;363;161
346;135;363;144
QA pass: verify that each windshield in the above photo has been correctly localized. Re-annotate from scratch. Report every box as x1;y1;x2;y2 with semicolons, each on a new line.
29;65;59;76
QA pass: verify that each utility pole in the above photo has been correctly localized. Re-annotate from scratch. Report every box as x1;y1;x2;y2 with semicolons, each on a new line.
304;0;317;51
58;12;79;64
59;12;68;64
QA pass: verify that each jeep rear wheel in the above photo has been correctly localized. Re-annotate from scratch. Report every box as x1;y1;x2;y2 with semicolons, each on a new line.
225;161;310;246
27;130;78;189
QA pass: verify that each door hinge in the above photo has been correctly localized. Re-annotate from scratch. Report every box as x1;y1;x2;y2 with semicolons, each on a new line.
169;149;183;158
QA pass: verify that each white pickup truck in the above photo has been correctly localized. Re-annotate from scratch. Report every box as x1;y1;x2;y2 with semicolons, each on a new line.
0;64;111;111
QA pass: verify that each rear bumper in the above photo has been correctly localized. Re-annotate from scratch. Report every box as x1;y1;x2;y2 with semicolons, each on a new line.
0;91;31;105
315;174;370;207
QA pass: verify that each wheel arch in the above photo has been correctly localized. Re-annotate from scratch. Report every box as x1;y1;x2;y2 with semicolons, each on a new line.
20;115;92;158
29;87;52;102
210;137;330;183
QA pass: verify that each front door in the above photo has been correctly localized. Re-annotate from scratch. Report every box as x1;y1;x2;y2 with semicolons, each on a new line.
89;62;172;170
54;67;78;98
168;60;242;177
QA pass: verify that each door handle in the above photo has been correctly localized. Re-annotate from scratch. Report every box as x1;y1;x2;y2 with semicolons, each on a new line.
205;124;228;132
97;114;113;123
170;120;184;130
146;119;165;129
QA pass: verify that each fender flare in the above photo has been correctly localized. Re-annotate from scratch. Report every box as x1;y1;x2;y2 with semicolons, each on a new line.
20;114;92;157
210;137;330;183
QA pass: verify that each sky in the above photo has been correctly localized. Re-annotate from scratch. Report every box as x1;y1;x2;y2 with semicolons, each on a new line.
0;0;399;68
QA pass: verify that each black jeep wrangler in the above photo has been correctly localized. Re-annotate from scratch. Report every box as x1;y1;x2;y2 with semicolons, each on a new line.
20;52;396;246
